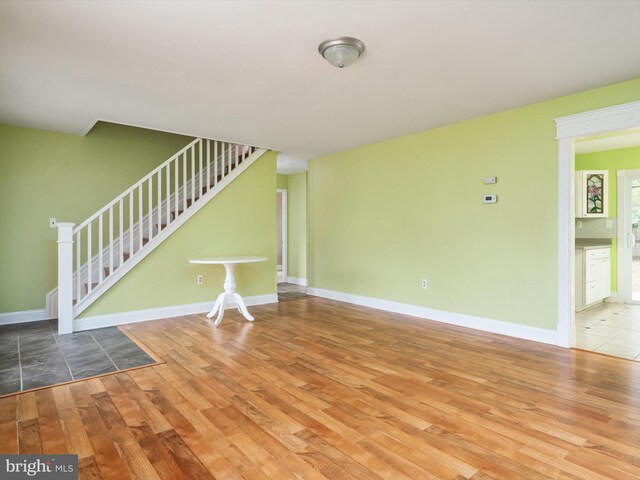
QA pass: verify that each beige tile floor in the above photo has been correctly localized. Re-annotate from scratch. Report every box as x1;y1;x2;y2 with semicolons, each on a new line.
575;302;640;360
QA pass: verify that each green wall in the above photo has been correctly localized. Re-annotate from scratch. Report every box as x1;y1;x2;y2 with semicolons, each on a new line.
81;152;277;317
277;174;288;190
308;77;640;331
576;145;640;292
287;172;307;279
0;122;193;313
276;172;308;279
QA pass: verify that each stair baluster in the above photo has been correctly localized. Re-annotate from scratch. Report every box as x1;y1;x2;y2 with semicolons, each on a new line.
53;137;264;333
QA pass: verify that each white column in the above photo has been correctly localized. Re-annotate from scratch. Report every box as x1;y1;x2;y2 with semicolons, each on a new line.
556;137;574;348
57;222;75;335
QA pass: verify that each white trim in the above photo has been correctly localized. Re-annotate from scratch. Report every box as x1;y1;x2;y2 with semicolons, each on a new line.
556;137;575;348
0;309;52;326
308;287;557;345
555;100;640;348
277;188;288;280
286;277;308;286
618;171;630;303
555;101;640;140
74;293;278;331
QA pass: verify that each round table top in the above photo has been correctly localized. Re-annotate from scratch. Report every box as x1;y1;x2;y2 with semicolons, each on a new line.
189;256;268;265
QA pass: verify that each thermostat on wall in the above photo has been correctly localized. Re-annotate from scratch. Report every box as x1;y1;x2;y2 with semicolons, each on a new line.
483;194;497;204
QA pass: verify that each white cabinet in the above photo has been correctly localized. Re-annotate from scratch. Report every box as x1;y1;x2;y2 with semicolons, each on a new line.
595;255;611;301
576;170;608;218
575;247;611;311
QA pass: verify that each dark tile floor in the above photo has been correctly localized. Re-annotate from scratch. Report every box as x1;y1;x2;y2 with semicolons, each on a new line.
277;282;310;302
0;320;156;396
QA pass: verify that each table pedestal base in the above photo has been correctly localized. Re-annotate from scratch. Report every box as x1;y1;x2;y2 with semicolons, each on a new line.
207;292;254;326
205;262;254;326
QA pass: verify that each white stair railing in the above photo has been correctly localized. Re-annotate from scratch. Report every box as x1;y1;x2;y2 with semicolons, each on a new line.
55;137;259;333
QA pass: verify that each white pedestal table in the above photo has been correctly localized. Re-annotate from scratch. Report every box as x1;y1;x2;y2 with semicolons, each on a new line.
189;256;267;326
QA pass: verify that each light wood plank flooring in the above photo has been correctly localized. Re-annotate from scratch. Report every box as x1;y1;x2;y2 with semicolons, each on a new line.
1;296;640;479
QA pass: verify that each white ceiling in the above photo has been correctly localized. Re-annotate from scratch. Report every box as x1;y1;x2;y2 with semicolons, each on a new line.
576;127;640;155
2;1;640;163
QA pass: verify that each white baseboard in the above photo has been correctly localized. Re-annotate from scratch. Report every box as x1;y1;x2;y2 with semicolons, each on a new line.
605;292;623;303
0;309;52;326
286;277;308;286
74;293;278;331
307;287;558;346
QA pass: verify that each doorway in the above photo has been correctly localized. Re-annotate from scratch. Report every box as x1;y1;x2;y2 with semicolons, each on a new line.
567;122;640;360
275;172;310;302
556;100;640;349
277;189;287;283
276;188;309;302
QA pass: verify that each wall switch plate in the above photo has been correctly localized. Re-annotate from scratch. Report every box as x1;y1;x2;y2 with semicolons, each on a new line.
576;220;583;229
49;218;57;228
483;177;497;184
197;274;203;285
606;220;613;229
483;194;497;204
421;279;428;289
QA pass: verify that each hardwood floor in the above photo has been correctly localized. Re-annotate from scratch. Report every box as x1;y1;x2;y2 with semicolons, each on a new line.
2;296;640;479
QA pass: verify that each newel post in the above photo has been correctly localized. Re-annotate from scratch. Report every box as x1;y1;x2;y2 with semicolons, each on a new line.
57;222;75;334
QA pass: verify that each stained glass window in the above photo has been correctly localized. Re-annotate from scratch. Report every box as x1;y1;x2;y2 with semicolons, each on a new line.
586;173;604;214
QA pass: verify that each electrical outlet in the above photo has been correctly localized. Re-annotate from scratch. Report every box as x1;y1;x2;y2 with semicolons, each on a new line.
483;176;497;185
421;278;428;289
197;274;203;285
49;218;57;228
576;220;583;229
606;219;613;229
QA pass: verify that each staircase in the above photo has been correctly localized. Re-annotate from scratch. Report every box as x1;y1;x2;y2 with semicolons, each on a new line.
48;137;267;333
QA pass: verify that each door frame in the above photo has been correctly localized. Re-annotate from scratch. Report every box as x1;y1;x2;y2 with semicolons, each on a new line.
617;169;640;304
556;100;640;347
277;188;288;281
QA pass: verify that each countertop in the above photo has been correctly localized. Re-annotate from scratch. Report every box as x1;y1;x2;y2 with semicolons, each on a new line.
575;243;611;250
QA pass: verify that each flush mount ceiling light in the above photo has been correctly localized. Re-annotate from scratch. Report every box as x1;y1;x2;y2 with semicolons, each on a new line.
318;37;365;68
